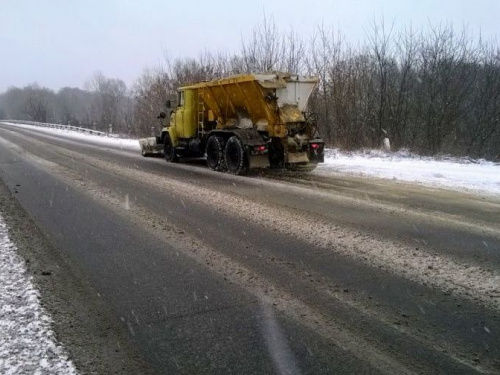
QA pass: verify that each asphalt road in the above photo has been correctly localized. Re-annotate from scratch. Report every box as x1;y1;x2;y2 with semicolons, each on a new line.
1;122;499;374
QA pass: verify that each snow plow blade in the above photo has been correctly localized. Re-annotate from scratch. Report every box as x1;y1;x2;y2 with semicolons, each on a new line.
139;137;163;157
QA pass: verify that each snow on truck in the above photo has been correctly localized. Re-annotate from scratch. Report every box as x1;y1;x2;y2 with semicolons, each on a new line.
139;73;325;174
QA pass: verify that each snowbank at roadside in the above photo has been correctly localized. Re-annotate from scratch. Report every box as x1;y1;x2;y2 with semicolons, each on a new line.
317;149;500;196
0;215;77;375
0;121;140;151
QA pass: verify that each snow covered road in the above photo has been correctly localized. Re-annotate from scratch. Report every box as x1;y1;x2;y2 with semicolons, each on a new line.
0;120;499;374
2;121;499;197
0;215;77;375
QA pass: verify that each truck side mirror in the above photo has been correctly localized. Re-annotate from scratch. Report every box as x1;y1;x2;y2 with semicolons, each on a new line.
165;100;171;108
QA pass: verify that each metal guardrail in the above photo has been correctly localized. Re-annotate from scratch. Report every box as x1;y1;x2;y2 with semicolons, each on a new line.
2;119;118;137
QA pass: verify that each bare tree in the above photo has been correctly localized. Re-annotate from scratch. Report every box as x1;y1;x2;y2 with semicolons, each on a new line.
414;24;476;153
241;15;284;72
307;26;337;144
463;43;500;157
85;72;128;133
390;25;419;148
132;67;172;136
368;18;395;146
55;87;93;126
23;83;55;122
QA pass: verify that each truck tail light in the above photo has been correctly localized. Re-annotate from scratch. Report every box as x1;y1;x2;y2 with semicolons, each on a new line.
252;145;268;154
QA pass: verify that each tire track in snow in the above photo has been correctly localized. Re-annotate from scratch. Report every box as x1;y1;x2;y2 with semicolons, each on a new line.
62;150;500;313
3;132;500;312
0;131;418;374
3;132;498;374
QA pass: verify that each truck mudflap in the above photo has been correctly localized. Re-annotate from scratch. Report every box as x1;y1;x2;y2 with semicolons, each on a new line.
308;140;325;163
249;154;270;169
285;140;325;171
286;152;309;164
285;152;316;171
139;137;163;156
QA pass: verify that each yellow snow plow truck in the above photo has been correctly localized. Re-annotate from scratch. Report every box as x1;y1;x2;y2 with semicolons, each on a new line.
139;73;324;174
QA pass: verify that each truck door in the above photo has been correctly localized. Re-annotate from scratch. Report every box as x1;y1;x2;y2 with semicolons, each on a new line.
175;90;185;139
174;89;199;139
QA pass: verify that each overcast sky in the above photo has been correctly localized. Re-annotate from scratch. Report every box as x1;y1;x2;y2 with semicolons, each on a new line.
1;0;499;93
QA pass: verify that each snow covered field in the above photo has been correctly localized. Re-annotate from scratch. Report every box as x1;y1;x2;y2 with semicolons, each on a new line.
1;121;499;196
317;149;500;196
0;215;77;375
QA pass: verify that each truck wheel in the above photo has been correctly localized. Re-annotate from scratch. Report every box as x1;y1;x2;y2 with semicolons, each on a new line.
164;135;179;163
206;136;225;171
225;136;248;175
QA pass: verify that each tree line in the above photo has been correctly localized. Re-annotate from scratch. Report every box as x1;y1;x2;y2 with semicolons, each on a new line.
0;72;133;135
1;18;499;159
